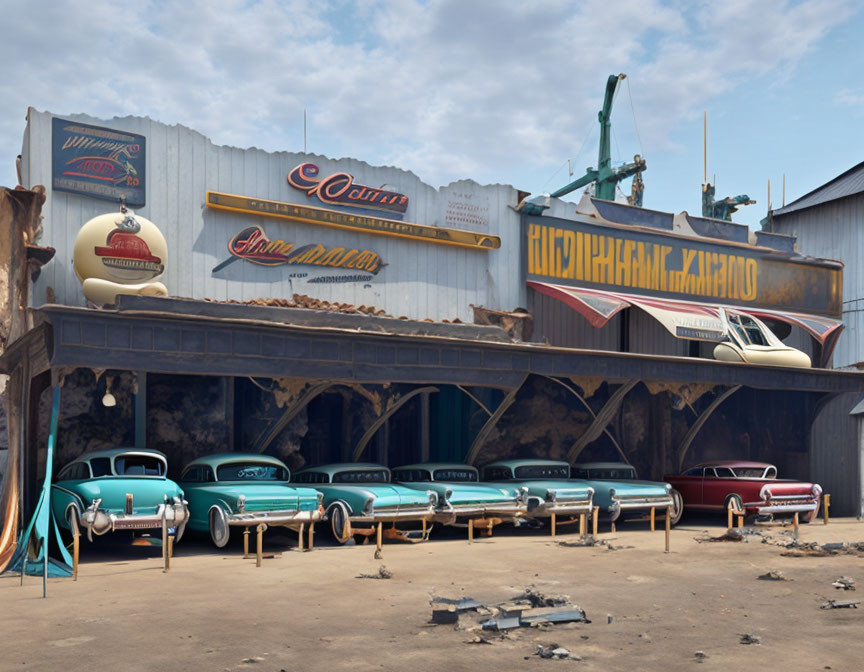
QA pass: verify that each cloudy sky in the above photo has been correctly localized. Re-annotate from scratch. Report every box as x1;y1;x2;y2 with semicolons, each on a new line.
1;0;861;228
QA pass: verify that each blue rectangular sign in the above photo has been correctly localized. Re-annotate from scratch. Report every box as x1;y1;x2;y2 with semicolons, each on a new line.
52;117;146;206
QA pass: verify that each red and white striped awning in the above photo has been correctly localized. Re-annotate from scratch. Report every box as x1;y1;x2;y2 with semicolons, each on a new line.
527;281;844;363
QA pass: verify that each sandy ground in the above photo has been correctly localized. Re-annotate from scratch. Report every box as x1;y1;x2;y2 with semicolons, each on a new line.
2;515;864;672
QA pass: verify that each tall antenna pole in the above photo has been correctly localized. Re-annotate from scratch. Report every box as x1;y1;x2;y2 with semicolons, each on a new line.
303;109;307;153
703;111;708;185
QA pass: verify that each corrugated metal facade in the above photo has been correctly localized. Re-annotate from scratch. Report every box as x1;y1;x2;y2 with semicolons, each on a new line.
772;193;864;369
810;392;862;516
20;110;525;322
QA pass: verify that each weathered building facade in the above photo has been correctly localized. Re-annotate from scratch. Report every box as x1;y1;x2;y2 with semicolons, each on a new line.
1;111;863;573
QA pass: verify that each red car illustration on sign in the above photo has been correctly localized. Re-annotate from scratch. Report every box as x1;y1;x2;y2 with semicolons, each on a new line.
664;461;822;525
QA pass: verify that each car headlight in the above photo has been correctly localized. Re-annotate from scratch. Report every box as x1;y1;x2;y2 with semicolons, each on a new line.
444;489;453;502
545;490;557;502
811;484;823;497
609;488;616;498
317;492;324;507
237;494;246;513
664;483;672;492
363;498;375;515
428;491;438;506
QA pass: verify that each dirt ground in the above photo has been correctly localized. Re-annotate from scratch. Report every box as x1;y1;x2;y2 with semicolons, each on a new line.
2;515;863;672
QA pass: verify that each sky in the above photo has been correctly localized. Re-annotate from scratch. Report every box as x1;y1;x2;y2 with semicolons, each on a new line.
1;0;862;229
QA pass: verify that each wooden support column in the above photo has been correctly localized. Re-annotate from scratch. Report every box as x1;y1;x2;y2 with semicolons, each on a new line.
824;494;830;524
376;522;383;552
550;513;557;537
135;372;147;449
592;507;599;536
307;523;314;550
665;505;671;553
420;392;430;462
243;528;250;558
256;524;266;567
650;507;655;532
468;518;474;541
298;523;305;551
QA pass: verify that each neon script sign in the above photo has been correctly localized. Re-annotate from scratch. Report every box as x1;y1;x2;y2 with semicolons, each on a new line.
214;225;384;274
288;163;408;216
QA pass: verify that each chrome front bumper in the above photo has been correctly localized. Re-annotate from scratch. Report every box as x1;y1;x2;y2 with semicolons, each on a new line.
80;498;189;535
434;501;526;524
227;507;324;526
350;506;437;523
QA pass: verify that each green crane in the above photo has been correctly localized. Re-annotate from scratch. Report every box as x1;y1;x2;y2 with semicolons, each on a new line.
551;73;646;203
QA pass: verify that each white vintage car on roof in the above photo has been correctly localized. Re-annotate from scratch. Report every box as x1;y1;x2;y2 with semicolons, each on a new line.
713;310;811;368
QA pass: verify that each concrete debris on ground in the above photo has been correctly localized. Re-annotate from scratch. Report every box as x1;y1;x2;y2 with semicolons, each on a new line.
695;529;746;543
832;576;855;591
430;587;589;633
694;651;709;662
820;599;860;609
356;565;392;579
556;537;633;551
739;633;762;645
757;570;787;581
777;541;864;558
533;644;581;660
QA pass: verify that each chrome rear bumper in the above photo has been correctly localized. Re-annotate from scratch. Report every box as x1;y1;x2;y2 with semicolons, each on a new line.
527;498;594;518
434;501;526;524
81;499;189;535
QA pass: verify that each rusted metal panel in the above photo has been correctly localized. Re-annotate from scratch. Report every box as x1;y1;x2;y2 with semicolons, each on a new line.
524;213;843;318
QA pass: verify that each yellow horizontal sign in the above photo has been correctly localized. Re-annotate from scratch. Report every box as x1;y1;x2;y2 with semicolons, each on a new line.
206;191;501;251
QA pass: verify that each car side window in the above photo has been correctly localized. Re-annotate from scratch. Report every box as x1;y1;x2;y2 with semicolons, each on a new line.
90;458;112;477
714;467;735;478
182;467;202;482
483;467;511;481
203;467;215;482
703;468;717;478
682;467;702;476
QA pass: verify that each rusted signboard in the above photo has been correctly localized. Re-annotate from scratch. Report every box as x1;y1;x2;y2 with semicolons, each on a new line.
52;118;146;206
523;214;842;317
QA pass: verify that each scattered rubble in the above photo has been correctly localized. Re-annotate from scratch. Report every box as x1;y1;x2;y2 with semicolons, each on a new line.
534;644;580;660
695;529;746;543
556;537;633;551
832;577;855;591
694;651;709;662
739;633;762;645
356;565;392;580
430;587;589;633
757;570;787;581
820;599;860;610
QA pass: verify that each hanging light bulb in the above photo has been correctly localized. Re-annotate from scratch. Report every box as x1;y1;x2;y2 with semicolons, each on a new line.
102;375;116;407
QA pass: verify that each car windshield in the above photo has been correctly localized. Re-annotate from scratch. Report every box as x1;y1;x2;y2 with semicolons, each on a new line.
577;468;636;480
514;465;570;479
332;469;389;484
733;467;766;478
114;455;164;476
392;469;431;482
216;463;288;481
727;313;769;347
433;469;477;482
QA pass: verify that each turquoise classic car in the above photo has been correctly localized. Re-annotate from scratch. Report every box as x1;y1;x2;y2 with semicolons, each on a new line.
571;462;675;524
292;463;437;544
51;448;189;541
180;453;324;548
480;459;594;522
392;463;527;526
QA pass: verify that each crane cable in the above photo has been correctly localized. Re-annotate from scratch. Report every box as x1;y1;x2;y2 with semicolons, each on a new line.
625;77;645;157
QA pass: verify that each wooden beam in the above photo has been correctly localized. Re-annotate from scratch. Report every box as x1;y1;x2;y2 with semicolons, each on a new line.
256;382;333;453
353;386;439;462
567;380;640;463
464;375;529;465
677;385;742;470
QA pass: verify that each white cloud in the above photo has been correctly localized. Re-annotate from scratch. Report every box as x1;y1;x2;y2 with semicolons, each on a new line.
0;0;855;192
835;88;864;107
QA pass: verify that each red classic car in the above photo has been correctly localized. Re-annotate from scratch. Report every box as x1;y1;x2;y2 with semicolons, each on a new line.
664;461;822;524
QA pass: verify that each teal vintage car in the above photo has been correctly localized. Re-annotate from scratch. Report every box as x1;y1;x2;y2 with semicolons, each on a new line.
480;459;594;522
180;454;324;548
292;463;437;544
51;448;189;541
571;462;674;524
392;463;527;526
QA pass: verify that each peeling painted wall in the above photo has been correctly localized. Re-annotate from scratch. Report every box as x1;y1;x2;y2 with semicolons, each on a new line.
21;110;525;322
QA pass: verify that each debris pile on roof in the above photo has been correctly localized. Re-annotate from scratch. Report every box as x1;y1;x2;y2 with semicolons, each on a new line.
205;294;392;316
204;293;468;324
